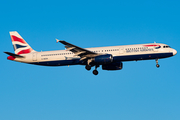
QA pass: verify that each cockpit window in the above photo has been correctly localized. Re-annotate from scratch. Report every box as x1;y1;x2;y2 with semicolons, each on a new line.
163;46;171;48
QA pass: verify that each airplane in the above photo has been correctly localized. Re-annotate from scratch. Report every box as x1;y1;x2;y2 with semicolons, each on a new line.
4;31;177;75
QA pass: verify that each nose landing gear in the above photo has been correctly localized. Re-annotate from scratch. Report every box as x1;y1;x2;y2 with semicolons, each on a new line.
156;59;160;68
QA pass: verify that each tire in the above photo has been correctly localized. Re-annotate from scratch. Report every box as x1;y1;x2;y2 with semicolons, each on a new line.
93;70;98;75
85;65;91;71
156;64;160;68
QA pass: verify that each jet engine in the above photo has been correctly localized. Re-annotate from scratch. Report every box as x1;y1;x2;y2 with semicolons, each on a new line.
102;62;123;70
92;54;113;65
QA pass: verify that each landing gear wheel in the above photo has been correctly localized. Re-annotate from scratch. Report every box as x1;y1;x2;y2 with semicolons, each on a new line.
85;65;91;71
156;64;160;68
93;70;98;75
155;59;160;68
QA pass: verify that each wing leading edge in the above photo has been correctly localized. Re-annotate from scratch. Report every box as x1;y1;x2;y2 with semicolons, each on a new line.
56;39;101;60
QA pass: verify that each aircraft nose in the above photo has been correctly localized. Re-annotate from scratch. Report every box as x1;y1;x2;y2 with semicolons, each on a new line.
173;49;177;55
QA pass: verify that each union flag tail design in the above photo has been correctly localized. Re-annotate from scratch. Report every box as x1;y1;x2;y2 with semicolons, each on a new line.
10;31;36;54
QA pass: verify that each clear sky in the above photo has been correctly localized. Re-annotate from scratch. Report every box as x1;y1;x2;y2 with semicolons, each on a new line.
0;0;180;120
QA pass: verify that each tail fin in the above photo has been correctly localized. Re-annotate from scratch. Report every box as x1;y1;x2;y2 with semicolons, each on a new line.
10;31;36;54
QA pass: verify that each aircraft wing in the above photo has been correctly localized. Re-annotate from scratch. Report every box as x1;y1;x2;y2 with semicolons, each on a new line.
56;39;99;60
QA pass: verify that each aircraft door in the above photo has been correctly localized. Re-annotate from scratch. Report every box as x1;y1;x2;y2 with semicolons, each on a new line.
32;53;37;61
119;47;124;54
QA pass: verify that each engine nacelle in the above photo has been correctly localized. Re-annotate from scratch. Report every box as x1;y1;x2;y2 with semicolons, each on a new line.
102;62;123;70
92;54;113;65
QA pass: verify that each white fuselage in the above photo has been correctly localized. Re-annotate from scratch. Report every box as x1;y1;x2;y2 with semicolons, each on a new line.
13;43;177;66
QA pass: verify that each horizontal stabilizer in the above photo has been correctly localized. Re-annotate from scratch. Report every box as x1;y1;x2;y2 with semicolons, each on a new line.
4;52;24;58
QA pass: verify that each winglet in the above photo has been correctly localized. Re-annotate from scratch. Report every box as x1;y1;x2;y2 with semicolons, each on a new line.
56;39;60;43
56;39;65;43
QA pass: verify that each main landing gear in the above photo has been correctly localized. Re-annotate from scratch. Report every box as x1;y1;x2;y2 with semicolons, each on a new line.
93;70;98;75
156;59;160;68
85;65;99;75
85;65;91;71
92;65;99;75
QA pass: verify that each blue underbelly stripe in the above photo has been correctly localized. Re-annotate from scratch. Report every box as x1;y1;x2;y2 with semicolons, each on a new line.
29;52;173;66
